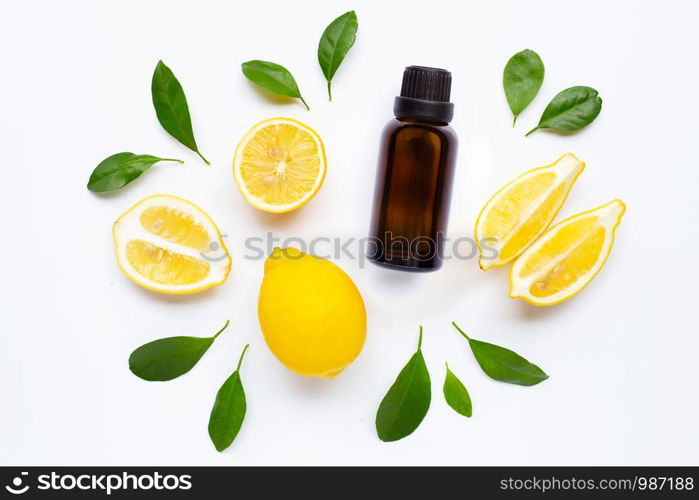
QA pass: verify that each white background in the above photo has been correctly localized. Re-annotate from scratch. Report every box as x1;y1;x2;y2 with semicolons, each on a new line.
1;0;698;466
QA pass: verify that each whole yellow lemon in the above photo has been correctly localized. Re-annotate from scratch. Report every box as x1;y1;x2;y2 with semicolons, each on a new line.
258;247;367;378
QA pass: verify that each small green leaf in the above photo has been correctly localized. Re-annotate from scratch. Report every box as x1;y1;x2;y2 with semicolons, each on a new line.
452;322;548;386
526;86;602;136
209;344;249;452
443;363;472;418
318;10;358;100
503;49;544;126
87;152;183;192
241;60;309;110
151;60;209;164
376;327;431;442
128;320;229;381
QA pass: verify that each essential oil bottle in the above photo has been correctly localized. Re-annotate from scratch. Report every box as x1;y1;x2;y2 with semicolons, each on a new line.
368;66;458;272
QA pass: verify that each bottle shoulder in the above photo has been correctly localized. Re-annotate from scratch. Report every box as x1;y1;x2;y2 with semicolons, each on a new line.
382;118;457;142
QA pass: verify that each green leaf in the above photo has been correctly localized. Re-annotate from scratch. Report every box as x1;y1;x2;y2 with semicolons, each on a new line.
526;86;602;136
452;322;548;386
209;344;249;452
443;363;472;417
151;60;209;164
241;60;309;110
87;152;183;192
318;10;358;101
375;327;431;442
128;320;229;381
503;49;544;126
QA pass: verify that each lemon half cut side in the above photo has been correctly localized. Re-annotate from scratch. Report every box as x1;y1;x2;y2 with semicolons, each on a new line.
233;118;326;213
510;199;626;306
113;194;231;294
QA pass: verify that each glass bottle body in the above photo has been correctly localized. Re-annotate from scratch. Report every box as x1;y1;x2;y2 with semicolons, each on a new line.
368;117;458;272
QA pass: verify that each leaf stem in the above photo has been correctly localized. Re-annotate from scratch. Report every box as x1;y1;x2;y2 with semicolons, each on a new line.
417;325;423;350
299;96;310;111
162;158;185;164
196;150;211;165
236;344;250;371
213;320;230;339
451;322;471;341
512;115;517;128
327;81;332;101
525;126;539;137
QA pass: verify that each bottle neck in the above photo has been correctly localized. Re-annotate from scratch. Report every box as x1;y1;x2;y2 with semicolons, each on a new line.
395;116;449;127
393;96;454;124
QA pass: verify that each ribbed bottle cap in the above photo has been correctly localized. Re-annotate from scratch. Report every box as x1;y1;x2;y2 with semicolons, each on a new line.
394;66;454;123
400;66;452;102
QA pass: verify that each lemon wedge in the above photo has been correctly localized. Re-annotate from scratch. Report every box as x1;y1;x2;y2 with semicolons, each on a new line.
475;153;585;270
510;199;626;306
233;117;326;213
113;194;231;294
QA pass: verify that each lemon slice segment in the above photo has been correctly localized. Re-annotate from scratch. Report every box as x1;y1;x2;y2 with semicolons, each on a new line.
510;199;626;306
113;194;231;294
475;153;585;270
233;117;326;213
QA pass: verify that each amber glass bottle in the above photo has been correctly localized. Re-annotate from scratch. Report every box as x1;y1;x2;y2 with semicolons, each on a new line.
368;66;458;272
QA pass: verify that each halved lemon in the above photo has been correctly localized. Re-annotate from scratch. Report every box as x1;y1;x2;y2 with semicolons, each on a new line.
510;199;626;306
113;195;231;294
233;117;326;213
475;153;585;270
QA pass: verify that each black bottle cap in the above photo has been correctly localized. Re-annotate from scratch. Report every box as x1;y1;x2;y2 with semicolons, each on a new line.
394;66;454;123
